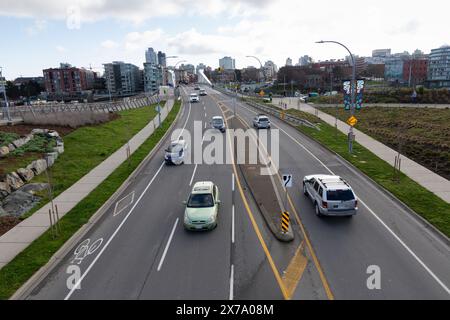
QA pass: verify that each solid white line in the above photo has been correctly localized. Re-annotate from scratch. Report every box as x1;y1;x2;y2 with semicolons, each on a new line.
189;164;198;186
64;97;192;300
232;205;235;244
235;100;450;296
232;173;235;192
204;122;207;129
229;264;234;300
157;218;179;271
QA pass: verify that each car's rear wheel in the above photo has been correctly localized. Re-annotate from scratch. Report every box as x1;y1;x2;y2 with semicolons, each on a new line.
315;203;323;217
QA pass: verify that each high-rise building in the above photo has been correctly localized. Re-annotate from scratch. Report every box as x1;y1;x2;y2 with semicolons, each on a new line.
157;51;166;67
286;58;293;66
103;61;142;95
43;63;95;96
298;55;312;66
264;61;278;80
145;48;158;65
372;49;391;58
143;63;163;94
427;45;450;88
196;63;207;74
219;56;236;70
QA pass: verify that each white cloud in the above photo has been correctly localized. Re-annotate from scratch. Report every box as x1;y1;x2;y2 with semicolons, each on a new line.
55;45;66;53
25;19;47;36
124;29;165;51
101;40;119;49
0;0;270;24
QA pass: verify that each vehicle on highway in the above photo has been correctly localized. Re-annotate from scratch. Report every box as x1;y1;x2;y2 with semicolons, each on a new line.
303;175;358;217
194;86;200;90
189;93;200;103
211;116;226;132
253;114;271;129
164;140;187;165
183;181;221;231
199;89;207;96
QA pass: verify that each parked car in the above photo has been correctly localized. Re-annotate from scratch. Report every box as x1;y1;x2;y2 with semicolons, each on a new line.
183;181;221;231
164;140;188;165
253;115;271;129
211;116;226;132
303;175;358;217
189;93;200;103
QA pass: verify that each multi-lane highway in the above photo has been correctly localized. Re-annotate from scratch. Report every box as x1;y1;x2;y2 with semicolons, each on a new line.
21;85;450;300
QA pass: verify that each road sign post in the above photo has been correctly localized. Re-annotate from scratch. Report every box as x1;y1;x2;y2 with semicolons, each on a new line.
282;174;293;223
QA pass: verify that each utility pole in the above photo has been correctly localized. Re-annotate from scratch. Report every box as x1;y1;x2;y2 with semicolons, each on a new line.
0;67;11;122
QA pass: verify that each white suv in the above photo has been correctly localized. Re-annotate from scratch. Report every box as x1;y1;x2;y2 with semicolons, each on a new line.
303;175;358;217
189;93;200;103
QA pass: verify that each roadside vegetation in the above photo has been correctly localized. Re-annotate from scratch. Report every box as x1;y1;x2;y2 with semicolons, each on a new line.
309;88;450;104
317;107;450;180
285;108;450;238
0;100;181;299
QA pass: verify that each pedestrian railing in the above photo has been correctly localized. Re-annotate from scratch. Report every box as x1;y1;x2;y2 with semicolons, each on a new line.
3;94;160;120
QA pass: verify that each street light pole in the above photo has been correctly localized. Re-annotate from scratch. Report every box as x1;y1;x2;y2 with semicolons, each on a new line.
316;40;356;154
246;55;265;84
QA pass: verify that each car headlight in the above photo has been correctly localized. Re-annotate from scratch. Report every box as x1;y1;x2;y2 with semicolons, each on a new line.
184;214;191;224
206;216;214;223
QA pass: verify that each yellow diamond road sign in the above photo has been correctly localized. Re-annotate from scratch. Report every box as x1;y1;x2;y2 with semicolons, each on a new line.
259;90;265;96
347;116;358;127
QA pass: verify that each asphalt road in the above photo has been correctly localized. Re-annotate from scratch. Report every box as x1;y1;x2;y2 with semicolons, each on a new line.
23;85;450;300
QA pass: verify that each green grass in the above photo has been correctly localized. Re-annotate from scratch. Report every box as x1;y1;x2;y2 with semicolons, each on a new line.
11;134;55;157
316;107;450;180
0;100;181;299
0;132;19;148
20;104;161;219
286;109;450;237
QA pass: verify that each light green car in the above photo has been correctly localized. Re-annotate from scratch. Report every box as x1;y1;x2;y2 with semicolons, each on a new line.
183;181;221;231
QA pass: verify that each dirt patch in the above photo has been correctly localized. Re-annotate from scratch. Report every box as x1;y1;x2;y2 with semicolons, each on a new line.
0;216;21;237
0;124;74;137
0;113;120;137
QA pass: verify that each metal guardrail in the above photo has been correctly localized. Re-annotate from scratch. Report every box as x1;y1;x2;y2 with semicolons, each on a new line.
216;87;319;130
2;94;161;120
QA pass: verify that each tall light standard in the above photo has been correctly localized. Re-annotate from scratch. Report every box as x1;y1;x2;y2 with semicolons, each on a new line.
316;40;356;154
246;55;265;84
0;67;11;122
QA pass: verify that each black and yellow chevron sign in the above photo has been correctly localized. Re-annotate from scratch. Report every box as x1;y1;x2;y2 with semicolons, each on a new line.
281;211;290;233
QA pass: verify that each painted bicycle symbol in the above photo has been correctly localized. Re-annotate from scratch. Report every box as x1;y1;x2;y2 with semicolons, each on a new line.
71;238;103;265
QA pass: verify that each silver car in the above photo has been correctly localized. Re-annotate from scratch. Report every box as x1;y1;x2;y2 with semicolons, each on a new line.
303;175;358;217
253;115;271;129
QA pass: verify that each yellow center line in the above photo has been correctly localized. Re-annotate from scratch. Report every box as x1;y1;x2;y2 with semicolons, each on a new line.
214;93;335;300
211;94;289;300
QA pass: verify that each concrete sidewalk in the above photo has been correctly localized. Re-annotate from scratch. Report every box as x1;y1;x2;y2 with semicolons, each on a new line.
0;99;174;270
272;97;450;203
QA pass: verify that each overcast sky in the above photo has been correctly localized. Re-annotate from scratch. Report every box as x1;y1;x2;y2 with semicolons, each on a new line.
0;0;449;79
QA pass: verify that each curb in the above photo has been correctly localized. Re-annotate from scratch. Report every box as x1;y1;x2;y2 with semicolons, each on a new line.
11;99;183;300
237;160;294;243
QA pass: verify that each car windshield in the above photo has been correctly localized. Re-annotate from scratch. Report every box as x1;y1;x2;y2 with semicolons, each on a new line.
190;94;197;97
166;144;182;153
259;117;269;122
327;190;355;201
213;119;223;125
187;194;214;208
